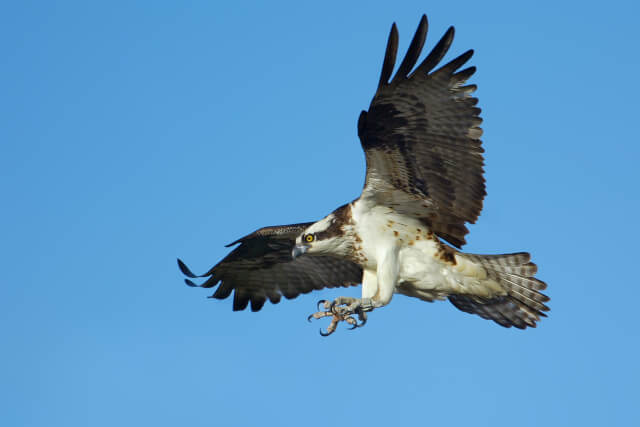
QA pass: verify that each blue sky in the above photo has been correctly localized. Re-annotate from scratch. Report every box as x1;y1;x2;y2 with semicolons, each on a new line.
2;1;639;426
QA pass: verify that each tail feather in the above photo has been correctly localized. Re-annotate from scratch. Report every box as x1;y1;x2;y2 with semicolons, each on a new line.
464;252;530;267
495;271;547;290
474;261;538;276
450;252;549;329
504;285;550;313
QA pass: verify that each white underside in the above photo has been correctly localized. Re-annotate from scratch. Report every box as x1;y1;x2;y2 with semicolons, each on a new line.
351;199;502;305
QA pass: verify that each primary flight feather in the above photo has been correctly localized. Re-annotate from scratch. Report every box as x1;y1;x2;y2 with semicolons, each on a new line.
178;15;549;335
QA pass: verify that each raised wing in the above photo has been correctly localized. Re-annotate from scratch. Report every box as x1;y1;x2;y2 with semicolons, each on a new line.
178;223;362;311
357;15;485;248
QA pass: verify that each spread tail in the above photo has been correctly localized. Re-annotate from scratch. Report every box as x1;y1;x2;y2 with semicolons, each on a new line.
449;252;549;329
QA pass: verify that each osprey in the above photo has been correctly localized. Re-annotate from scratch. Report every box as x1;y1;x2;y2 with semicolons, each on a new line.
178;15;549;335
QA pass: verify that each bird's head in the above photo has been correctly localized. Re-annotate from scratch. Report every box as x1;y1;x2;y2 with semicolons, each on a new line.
292;205;353;259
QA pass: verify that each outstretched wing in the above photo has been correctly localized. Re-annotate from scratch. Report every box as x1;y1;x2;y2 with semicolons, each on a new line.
357;15;485;248
178;223;362;312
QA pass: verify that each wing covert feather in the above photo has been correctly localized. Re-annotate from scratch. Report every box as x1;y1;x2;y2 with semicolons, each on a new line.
358;15;486;248
178;223;362;312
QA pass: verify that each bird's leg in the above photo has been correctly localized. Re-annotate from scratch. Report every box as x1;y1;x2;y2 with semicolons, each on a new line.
307;297;380;336
309;255;397;336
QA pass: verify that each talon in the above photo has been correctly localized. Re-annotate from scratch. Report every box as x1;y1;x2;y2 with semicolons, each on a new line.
349;322;361;330
320;317;338;336
356;310;368;327
308;297;373;335
329;300;337;314
345;316;358;330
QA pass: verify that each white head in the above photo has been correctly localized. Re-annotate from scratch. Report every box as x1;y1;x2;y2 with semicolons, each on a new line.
291;204;354;259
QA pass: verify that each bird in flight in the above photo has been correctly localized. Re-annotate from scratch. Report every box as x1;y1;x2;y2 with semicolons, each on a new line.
178;15;549;336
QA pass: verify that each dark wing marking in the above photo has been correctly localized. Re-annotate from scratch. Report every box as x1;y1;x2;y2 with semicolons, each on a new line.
448;295;547;329
178;223;362;312
358;15;485;248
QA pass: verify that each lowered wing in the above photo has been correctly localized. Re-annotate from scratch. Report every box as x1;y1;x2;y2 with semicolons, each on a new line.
357;15;485;248
178;223;362;311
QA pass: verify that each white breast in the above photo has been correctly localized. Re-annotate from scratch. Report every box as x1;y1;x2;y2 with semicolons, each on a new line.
351;199;496;301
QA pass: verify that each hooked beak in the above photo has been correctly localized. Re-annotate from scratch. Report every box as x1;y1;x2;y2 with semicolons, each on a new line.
291;244;309;259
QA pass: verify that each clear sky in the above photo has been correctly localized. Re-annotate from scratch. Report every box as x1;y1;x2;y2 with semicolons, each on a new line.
2;1;639;426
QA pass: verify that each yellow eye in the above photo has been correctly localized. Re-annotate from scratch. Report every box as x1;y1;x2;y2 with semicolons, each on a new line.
305;234;315;243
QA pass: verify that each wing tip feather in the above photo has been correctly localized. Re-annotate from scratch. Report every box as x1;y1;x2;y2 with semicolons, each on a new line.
380;22;399;88
416;25;454;74
178;258;199;278
184;278;200;287
393;15;428;83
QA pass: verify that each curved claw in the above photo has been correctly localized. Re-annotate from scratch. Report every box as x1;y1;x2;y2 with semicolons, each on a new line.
310;297;370;336
329;300;337;314
356;310;368;327
319;328;332;337
346;315;364;330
